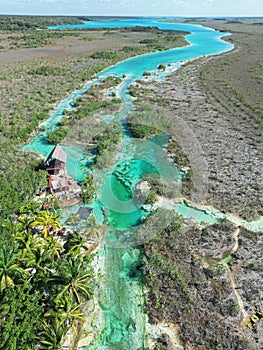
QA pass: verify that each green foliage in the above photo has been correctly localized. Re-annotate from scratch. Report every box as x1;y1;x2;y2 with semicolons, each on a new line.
54;255;93;304
139;38;158;45
0;282;44;350
0;244;26;293
30;210;61;238
95;120;121;150
28;65;66;76
64;96;121;125
0;208;94;349
93;120;121;168
101;76;122;86
46;127;69;144
103;97;122;108
121;45;136;53
129;85;138;97
81;175;95;204
219;254;235;268
139;32;187;51
145;192;156;204
8;31;78;49
0;145;47;218
91;51;118;59
158;64;166;71
0;15;83;32
71;100;102;119
126;103;162;138
127;122;154;138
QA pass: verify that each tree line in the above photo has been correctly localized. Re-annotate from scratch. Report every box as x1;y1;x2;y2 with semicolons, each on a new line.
0;201;100;349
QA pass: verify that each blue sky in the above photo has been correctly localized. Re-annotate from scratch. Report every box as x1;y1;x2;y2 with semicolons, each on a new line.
1;0;262;16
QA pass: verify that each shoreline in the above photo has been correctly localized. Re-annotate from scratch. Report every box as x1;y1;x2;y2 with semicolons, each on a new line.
2;15;263;346
129;41;262;220
97;40;192;78
152;195;263;232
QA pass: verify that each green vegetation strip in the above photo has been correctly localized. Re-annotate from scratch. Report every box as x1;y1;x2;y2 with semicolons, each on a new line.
0;202;98;350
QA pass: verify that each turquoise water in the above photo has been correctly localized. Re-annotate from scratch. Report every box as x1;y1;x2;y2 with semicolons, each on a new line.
88;246;146;350
51;19;232;81
26;20;232;184
26;20;235;349
23;80;99;182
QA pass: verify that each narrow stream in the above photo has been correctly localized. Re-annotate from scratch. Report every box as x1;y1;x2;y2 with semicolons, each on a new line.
24;20;262;349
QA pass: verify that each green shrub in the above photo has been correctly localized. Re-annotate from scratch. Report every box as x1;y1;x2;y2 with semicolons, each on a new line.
158;64;166;71
46;127;69;144
91;51;118;59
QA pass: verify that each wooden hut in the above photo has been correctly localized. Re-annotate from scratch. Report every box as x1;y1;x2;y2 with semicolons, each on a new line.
45;144;67;175
45;145;69;194
44;145;82;205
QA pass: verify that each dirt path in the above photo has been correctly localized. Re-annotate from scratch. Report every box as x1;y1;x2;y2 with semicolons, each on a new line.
231;227;240;254
222;227;249;322
227;267;248;322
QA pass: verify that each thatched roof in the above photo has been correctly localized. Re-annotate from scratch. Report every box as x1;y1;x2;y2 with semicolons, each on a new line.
77;207;93;220
46;145;67;163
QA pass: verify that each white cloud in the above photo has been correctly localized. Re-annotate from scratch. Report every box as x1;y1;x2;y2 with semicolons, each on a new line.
2;0;263;16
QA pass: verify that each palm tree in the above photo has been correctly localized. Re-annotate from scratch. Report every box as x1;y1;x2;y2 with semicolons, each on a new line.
40;320;69;350
23;245;53;278
43;236;63;261
15;227;45;265
30;210;61;239
80;215;104;241
16;232;35;262
19;202;41;217
63;231;89;256
80;215;104;252
44;296;85;332
66;213;81;230
16;215;34;234
87;215;102;240
0;246;26;293
55;257;93;304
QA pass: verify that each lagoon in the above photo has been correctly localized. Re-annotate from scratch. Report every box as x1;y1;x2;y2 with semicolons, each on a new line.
26;19;234;349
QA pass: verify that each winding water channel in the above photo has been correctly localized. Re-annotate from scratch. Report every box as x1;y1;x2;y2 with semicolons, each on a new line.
23;19;263;349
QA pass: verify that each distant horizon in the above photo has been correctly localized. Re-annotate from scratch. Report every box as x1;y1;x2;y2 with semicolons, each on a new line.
1;0;262;18
1;14;263;19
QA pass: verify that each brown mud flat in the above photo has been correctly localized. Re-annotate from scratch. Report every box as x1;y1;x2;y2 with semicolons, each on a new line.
0;30;160;69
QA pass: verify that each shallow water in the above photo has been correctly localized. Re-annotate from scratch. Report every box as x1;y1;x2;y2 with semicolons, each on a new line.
86;246;146;350
25;19;258;349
